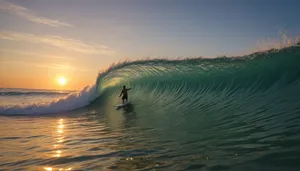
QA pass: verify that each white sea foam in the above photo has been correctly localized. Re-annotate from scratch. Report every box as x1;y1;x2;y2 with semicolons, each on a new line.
0;85;98;115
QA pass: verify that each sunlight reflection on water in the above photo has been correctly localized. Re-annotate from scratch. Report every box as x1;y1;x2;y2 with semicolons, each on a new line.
43;118;73;171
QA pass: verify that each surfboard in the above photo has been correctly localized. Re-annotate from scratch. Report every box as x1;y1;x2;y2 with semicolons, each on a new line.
115;102;129;110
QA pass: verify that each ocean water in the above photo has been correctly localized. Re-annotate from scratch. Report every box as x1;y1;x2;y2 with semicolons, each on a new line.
1;46;300;171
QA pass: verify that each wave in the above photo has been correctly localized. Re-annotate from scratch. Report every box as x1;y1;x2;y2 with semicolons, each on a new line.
0;86;98;115
0;45;300;115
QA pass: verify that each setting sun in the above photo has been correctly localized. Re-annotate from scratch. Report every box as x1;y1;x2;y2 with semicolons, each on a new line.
57;77;67;86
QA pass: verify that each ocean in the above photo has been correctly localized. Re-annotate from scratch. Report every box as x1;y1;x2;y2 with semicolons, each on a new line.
1;46;300;171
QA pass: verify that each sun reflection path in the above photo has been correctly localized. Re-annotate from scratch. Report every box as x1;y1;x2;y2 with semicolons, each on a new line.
44;167;72;171
54;119;64;157
43;118;72;171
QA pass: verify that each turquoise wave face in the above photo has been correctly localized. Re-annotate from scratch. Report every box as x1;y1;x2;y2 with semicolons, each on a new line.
95;46;300;105
95;46;300;123
94;47;300;125
88;46;300;168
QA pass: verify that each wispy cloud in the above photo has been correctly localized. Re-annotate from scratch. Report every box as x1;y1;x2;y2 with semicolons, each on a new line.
0;49;73;60
0;0;72;27
0;31;115;55
0;60;92;72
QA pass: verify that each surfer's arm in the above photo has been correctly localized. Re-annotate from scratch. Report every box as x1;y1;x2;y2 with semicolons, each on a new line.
127;88;132;90
119;90;123;97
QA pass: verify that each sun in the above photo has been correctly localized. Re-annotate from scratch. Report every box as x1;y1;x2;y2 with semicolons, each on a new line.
57;76;67;86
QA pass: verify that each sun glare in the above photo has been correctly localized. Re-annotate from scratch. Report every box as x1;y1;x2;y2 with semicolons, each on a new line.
57;77;67;86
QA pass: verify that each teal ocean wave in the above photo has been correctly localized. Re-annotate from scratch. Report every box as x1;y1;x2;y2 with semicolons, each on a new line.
95;46;300;113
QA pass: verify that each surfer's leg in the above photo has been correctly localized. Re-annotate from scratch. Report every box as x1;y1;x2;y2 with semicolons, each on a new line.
123;95;128;103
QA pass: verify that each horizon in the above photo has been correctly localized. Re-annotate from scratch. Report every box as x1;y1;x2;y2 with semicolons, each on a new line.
1;0;300;90
0;86;77;91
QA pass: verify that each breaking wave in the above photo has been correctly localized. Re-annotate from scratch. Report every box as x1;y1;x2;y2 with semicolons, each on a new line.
1;45;300;115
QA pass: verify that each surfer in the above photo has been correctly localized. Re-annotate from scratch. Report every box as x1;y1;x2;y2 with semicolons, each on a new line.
119;86;132;104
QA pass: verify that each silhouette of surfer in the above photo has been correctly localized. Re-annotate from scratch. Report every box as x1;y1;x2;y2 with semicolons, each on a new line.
119;86;132;104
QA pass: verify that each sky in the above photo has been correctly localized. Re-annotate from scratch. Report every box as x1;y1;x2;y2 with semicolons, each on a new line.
0;0;300;90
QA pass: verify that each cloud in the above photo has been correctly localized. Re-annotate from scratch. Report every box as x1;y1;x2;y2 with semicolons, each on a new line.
0;0;72;27
0;31;115;55
0;60;92;72
0;48;73;60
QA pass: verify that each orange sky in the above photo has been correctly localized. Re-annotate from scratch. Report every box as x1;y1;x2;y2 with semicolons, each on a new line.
0;54;98;90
